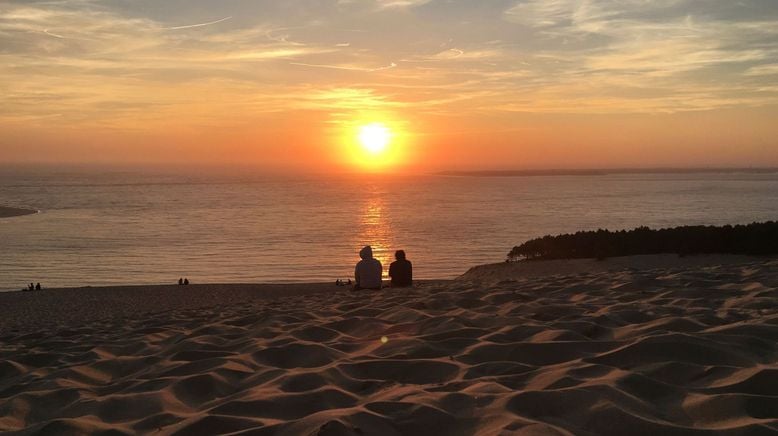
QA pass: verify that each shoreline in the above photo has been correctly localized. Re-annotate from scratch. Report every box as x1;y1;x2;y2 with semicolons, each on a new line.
0;279;451;294
3;253;773;293
0;205;38;218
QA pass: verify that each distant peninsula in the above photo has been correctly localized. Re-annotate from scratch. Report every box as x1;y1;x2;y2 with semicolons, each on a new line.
440;168;778;177
509;221;778;261
0;206;38;218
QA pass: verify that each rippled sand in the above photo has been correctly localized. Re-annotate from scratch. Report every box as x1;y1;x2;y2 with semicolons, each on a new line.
1;256;777;435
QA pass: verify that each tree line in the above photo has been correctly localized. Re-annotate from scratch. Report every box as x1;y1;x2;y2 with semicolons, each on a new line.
508;221;778;261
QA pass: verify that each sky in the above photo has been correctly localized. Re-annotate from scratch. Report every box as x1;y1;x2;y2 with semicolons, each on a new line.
2;0;778;171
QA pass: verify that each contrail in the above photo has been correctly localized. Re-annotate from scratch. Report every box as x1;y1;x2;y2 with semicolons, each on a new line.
43;29;66;39
166;16;232;30
290;62;397;72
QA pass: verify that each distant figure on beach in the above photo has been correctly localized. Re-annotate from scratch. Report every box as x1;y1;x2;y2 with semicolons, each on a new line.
184;278;189;285
178;278;183;285
354;246;382;290
389;250;413;287
28;283;34;291
35;283;41;290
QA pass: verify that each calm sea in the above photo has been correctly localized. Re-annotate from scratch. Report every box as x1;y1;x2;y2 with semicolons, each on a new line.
2;168;778;291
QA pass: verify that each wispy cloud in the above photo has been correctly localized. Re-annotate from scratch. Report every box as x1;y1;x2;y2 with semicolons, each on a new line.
496;0;778;112
744;64;778;76
1;0;778;134
377;0;432;9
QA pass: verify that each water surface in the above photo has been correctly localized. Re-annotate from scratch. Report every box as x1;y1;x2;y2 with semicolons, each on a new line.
2;168;778;290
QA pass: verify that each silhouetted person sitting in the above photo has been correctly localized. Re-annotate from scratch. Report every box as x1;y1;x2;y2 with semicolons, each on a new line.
28;283;34;291
354;245;382;290
389;250;413;287
184;278;189;285
35;283;41;291
178;278;183;285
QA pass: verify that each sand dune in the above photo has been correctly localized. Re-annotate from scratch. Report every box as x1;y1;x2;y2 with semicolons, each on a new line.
1;257;777;434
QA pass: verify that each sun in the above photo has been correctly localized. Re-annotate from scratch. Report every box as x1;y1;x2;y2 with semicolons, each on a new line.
358;123;391;155
338;118;409;171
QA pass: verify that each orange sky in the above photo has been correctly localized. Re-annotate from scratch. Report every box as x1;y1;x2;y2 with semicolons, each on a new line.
2;1;778;171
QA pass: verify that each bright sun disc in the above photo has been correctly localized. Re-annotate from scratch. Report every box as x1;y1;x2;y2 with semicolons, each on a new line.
358;123;391;154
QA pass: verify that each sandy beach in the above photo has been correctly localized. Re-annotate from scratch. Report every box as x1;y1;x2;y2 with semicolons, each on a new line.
1;255;777;435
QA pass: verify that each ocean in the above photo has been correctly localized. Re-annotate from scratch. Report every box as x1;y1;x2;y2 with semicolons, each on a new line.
2;168;778;291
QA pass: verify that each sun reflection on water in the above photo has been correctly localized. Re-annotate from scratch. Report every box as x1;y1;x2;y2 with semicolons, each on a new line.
357;195;395;278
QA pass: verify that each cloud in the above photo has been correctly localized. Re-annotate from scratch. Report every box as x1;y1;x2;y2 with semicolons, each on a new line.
505;0;582;28
745;64;778;76
0;2;352;127
377;0;432;9
337;0;432;10
495;0;778;111
1;0;778;134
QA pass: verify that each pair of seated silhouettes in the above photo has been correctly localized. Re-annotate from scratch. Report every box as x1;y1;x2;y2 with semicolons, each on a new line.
353;246;412;290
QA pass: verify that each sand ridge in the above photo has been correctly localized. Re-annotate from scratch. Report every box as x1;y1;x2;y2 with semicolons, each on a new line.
1;259;777;434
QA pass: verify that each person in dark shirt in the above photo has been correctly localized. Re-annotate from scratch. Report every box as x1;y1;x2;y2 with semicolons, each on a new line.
389;250;412;287
354;245;382;290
